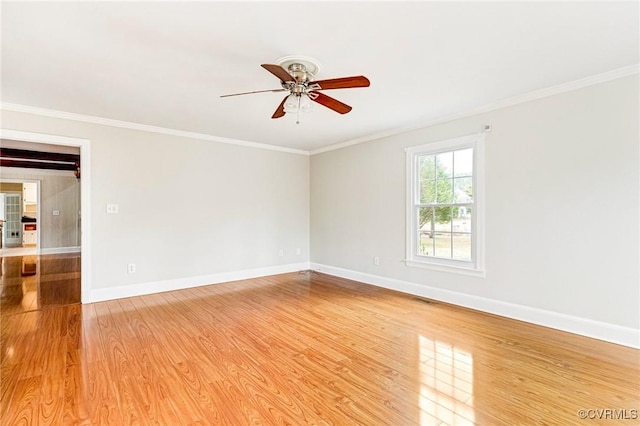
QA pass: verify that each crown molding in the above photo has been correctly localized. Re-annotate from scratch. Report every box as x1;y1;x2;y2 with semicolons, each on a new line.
0;103;310;156
310;64;639;155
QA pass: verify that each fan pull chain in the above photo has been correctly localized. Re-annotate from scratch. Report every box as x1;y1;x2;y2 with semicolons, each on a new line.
296;95;301;125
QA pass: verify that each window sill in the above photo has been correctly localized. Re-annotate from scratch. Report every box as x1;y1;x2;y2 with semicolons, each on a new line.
404;259;486;278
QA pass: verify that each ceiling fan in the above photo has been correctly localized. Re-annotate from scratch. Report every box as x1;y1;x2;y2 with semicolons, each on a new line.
221;56;370;123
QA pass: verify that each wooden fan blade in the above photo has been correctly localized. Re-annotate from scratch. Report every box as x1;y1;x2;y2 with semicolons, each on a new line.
220;88;285;98
309;76;370;90
261;64;294;82
272;96;287;119
308;91;352;114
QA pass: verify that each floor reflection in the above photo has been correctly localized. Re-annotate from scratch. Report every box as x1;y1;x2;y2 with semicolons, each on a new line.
419;335;474;425
0;253;80;316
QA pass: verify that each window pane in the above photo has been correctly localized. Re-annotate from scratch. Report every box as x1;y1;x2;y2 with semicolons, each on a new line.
454;177;473;203
453;233;471;261
452;207;472;233
434;207;452;232
418;207;434;256
436;179;453;203
420;180;435;203
419;155;436;180
454;149;473;177
419;206;434;229
434;232;452;258
434;206;452;228
436;151;453;178
419;230;434;256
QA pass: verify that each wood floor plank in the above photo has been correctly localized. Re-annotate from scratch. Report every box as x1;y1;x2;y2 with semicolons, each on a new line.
2;270;639;424
3;375;41;425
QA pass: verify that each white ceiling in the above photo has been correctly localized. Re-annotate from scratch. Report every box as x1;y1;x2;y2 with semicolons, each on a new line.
1;1;638;152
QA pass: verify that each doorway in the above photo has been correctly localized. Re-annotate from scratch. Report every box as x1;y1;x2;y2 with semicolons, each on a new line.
1;148;81;314
0;129;91;304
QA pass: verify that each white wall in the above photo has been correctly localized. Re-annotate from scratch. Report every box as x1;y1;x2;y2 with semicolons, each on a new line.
0;110;310;297
311;75;639;341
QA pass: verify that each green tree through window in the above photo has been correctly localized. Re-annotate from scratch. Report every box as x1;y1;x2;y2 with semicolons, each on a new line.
416;148;473;260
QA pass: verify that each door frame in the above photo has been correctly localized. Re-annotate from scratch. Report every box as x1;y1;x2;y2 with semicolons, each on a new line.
0;129;91;303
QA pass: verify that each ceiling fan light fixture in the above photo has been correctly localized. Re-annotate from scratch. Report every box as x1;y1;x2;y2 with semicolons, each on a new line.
299;93;313;113
283;94;299;113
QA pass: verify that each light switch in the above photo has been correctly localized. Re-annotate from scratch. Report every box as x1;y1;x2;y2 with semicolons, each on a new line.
52;210;60;216
106;204;119;214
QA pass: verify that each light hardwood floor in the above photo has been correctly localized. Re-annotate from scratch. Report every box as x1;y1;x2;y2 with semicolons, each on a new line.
1;268;638;425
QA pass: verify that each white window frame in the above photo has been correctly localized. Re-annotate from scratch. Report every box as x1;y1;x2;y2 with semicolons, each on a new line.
405;133;485;277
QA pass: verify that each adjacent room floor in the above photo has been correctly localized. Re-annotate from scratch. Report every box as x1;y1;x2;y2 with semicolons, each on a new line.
0;252;81;316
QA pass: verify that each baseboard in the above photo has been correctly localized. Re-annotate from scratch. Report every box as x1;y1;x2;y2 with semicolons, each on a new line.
90;262;311;303
39;246;81;255
310;262;640;349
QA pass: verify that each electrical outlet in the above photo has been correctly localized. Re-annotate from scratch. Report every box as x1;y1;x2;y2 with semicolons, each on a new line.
52;210;60;216
106;204;119;214
374;256;380;266
296;248;301;256
127;263;136;274
278;249;284;257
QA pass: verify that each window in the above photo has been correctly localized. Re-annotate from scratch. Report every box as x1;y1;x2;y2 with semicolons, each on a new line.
406;133;484;276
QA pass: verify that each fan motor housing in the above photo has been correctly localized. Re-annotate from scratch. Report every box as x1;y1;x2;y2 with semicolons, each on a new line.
287;63;311;83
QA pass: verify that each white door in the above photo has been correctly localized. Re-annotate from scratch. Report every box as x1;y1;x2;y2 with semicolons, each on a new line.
3;193;22;247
